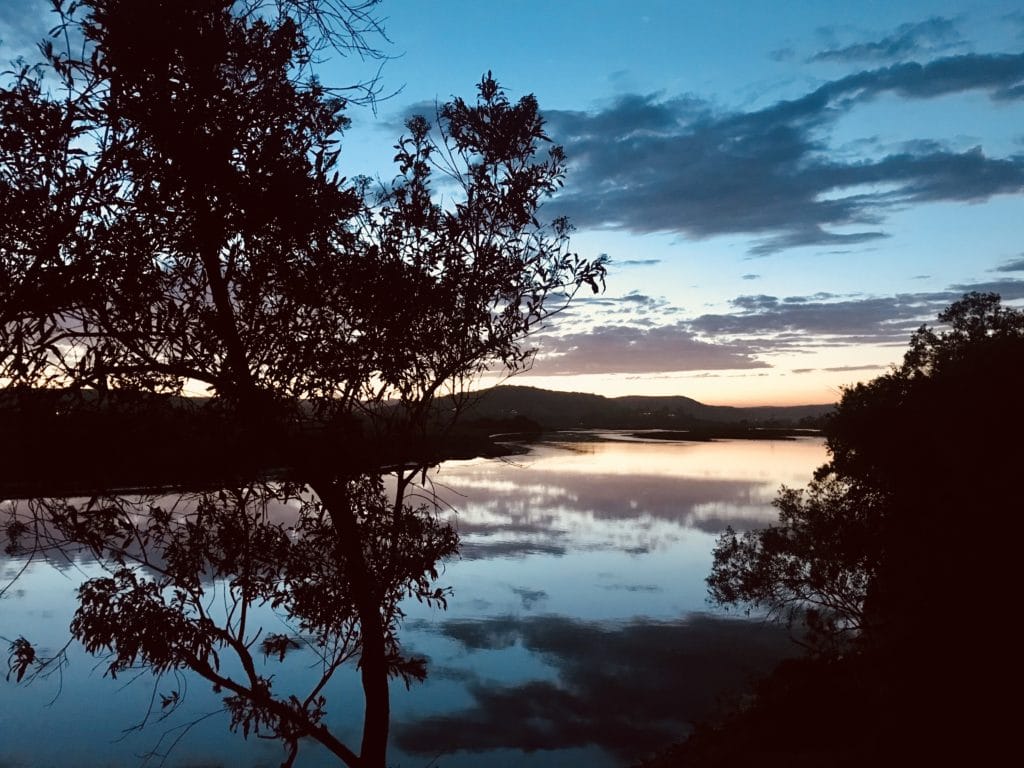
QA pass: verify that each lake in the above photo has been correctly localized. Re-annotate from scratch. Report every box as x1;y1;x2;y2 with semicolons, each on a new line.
0;435;826;767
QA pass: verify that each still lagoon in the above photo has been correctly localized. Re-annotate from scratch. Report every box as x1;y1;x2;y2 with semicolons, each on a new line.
0;435;825;767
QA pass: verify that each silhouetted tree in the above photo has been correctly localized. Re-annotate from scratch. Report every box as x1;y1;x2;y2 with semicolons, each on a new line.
710;293;1024;645
706;292;1024;758
708;474;883;653
0;2;605;766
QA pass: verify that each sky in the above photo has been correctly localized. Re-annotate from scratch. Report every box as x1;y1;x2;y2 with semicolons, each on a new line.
3;1;1024;405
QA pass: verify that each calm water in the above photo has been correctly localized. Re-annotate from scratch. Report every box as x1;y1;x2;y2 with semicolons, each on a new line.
0;436;825;767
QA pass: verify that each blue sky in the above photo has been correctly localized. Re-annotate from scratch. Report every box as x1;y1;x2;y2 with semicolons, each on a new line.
333;1;1024;404
4;1;1023;404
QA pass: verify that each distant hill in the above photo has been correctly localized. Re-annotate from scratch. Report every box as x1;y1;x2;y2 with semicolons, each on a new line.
452;386;834;431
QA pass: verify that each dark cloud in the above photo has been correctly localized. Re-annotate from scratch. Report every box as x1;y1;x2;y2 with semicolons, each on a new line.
0;0;89;76
544;52;1024;254
769;47;795;62
619;291;659;304
459;541;567;561
0;0;50;48
531;323;769;375
601;583;662;593
685;281;1024;351
810;17;963;63
395;614;798;760
783;292;840;303
993;257;1024;272
741;273;761;280
1006;12;1024;38
949;278;1024;299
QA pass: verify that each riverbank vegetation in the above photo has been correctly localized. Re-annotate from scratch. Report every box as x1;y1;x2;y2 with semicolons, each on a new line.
640;292;1023;765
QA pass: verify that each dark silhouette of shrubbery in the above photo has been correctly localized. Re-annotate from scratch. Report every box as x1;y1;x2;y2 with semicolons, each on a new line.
645;293;1024;765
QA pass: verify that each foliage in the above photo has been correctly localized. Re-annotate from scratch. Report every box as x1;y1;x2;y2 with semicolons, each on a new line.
708;476;884;651
0;2;604;766
709;292;1024;652
697;291;1024;761
6;480;454;762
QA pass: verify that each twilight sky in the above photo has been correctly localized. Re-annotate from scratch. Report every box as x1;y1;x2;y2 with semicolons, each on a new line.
4;0;1023;405
338;0;1024;405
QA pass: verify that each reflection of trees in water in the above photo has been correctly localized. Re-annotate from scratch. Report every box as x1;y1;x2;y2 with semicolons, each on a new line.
7;480;456;765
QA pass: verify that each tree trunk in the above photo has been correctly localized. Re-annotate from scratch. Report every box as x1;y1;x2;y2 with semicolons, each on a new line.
312;478;390;768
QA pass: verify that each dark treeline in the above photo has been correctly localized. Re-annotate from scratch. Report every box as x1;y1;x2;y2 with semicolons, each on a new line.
0;388;518;496
640;292;1024;766
0;385;829;495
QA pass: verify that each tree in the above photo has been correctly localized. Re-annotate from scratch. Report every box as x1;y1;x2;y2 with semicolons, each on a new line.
709;293;1024;652
0;2;605;766
708;475;884;653
707;292;1024;755
696;293;1024;763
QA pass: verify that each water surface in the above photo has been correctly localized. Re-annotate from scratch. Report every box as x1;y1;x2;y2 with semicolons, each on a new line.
0;436;825;767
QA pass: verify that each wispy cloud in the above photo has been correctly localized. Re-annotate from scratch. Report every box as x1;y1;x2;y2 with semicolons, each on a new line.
0;0;59;61
810;17;963;64
614;258;662;267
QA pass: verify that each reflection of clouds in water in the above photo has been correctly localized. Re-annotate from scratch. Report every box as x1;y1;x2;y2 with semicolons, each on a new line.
511;586;549;610
439;439;824;482
601;583;661;592
460;540;567;560
427;441;825;559
395;614;798;761
434;440;824;529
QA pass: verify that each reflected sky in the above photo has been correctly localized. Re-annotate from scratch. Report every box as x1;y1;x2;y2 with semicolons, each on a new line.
1;437;825;767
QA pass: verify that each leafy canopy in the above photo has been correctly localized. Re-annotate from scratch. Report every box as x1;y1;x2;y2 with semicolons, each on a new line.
709;292;1024;652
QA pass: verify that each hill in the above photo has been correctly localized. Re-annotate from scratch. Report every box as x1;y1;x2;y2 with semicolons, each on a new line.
453;386;834;431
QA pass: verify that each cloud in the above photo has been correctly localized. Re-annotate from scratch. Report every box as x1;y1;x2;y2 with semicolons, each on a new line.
544;52;1024;254
993;256;1024;272
810;17;963;63
601;583;662;592
949;278;1024;299
0;0;50;50
687;281;1024;350
530;323;769;375
822;364;888;372
522;281;1024;376
614;258;662;267
691;290;950;341
459;541;567;561
395;614;797;760
742;273;761;280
